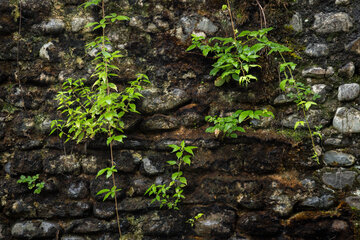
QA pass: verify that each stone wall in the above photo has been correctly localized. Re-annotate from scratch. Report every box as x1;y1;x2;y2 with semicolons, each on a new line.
1;0;360;239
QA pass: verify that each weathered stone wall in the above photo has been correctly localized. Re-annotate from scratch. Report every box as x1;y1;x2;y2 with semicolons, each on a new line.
1;0;360;239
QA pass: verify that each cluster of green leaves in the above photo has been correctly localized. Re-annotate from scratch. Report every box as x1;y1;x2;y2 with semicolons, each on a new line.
186;213;204;227
145;141;197;210
51;74;149;145
187;28;289;86
17;174;45;194
51;1;150;205
205;109;274;138
278;57;321;162
94;166;121;201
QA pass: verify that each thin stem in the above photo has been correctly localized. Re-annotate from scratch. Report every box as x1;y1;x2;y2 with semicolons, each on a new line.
226;0;236;41
255;0;267;28
279;53;318;162
225;0;247;79
101;0;122;237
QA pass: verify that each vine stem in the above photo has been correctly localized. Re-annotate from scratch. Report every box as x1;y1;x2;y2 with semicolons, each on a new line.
101;0;122;237
225;0;247;79
279;53;318;163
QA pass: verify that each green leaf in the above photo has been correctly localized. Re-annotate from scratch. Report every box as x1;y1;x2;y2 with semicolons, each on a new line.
305;101;317;110
186;45;196;51
214;77;226;87
96;189;110;195
168;144;181;152
113;135;125;143
96;168;107;178
294;121;305;130
182;155;191;165
167;160;177;165
184;146;197;155
279;79;288;91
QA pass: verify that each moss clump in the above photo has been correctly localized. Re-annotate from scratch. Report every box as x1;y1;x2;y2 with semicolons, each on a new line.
277;129;309;142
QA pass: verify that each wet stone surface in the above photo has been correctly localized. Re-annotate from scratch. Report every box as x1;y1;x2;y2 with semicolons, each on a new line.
322;170;357;189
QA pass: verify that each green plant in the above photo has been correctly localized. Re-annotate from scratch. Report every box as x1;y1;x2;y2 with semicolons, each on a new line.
186;213;204;227
50;0;149;237
278;57;321;163
17;174;44;194
205;109;274;138
188;1;320;163
145;141;197;210
187;28;272;87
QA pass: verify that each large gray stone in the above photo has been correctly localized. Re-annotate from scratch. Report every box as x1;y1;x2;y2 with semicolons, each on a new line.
289;12;303;32
302;66;334;78
335;0;350;4
44;155;81;175
273;94;293;105
142;157;164;175
322;170;356;189
305;43;329;57
300;194;334;209
345;196;360;209
313;12;353;33
67;181;89;199
333;107;360;133
312;84;330;103
11;220;60;239
71;17;94;32
323;150;355;167
41;18;65;34
61;236;86;240
140;115;179;131
139;88;190;114
196;17;218;34
194;210;235;237
346;37;360;55
338;83;360;101
338;62;355;79
281;110;330;129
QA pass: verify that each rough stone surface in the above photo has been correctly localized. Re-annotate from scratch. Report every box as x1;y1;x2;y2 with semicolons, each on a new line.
305;43;329;57
196;17;218;34
345;196;360;209
302;66;334;78
333;107;360;133
289;12;303;32
141;115;180;131
11;220;61;239
335;0;350;4
322;170;356;189
273;94;293;105
41;18;65;34
337;83;360;101
44;155;81;175
313;12;353;33
299;194;334;209
66;180;89;199
194;210;235;237
237;213;281;236
323;150;355;167
139;88;190;114
281;109;330;129
346;37;360;55
311;84;329;103
338;62;355;78
142;156;165;175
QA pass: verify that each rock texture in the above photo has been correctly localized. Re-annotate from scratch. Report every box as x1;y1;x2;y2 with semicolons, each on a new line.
0;0;359;239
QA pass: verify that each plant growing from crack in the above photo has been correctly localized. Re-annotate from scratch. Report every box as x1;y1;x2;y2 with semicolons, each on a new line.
145;141;197;210
188;1;321;162
50;0;149;237
186;213;204;227
17;174;44;194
